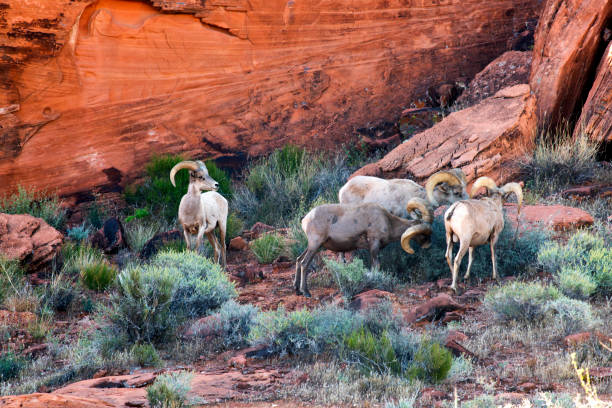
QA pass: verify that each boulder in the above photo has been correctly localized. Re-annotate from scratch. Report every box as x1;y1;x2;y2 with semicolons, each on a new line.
530;0;612;125
0;213;63;273
89;218;128;254
0;0;542;199
0;394;113;408
574;41;612;143
456;51;532;107
353;85;537;184
404;293;465;324
348;289;396;312
229;236;248;251
504;204;594;231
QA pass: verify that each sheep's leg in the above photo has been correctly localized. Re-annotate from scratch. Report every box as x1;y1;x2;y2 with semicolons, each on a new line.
196;226;206;253
451;241;469;292
183;229;193;251
339;252;345;263
299;250;318;298
294;250;307;294
445;230;454;274
464;247;474;280
490;235;499;280
206;232;220;263
369;241;381;271
217;221;227;268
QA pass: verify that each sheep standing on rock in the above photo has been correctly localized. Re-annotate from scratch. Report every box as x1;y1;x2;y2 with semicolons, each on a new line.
170;160;228;267
443;176;523;292
294;198;432;297
338;169;468;219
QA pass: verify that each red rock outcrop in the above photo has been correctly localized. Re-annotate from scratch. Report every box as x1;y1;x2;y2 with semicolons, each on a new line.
456;51;532;107
574;42;612;142
0;0;542;199
0;213;63;272
0;393;113;408
504;203;595;231
529;0;612;125
353;84;537;184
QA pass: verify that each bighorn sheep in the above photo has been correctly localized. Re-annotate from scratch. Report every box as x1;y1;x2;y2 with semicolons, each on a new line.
294;198;432;297
338;169;468;219
170;160;228;267
443;177;523;292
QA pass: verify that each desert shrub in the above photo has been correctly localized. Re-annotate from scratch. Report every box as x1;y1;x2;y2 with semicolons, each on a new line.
197;300;259;349
67;223;91;242
0;257;23;305
0;352;23;382
538;231;612;297
344;327;400;375
233;145;351;227
131;344;161;367
544;298;597;336
27;316;52;341
61;242;105;277
151;250;236;318
371;215;546;283
447;355;475;382
107;266;177;343
3;284;39;313
521;127;600;196
125;208;151;223
324;257;396;299
125;220;161;253
249;304;361;356
484;281;561;323
460;395;499;408
250;232;285;264
42;273;76;312
147;371;193;408
407;340;453;383
225;212;244;244
0;186;65;229
81;262;117;291
124;154;232;223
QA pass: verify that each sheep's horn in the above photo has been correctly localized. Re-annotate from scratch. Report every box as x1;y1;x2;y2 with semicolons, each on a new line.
401;224;432;254
449;168;468;186
405;197;432;224
500;182;523;215
170;160;199;187
425;170;464;207
470;176;498;198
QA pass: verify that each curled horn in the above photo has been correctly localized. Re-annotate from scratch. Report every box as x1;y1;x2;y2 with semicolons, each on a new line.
425;170;464;206
405;197;432;224
401;224;432;254
500;182;523;215
170;161;199;187
470;176;498;198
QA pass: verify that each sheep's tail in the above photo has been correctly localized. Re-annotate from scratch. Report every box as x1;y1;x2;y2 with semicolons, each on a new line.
445;202;458;222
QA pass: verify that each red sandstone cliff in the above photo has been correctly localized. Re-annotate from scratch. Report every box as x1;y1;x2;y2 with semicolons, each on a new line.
0;0;541;198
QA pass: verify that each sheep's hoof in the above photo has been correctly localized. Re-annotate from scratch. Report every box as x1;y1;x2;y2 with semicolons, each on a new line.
295;288;302;295
302;290;312;298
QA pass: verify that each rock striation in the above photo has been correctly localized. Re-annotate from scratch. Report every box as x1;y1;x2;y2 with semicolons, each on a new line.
0;0;542;199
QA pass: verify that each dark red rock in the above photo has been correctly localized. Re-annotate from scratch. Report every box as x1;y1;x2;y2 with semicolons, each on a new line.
229;236;248;251
404;293;465;324
348;289;395;312
89;218;128;254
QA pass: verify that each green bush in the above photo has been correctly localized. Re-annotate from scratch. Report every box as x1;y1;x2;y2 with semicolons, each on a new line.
0;352;23;382
225;212;244;245
0;257;23;306
107;251;235;343
42;273;76;312
250;232;285;264
233;145;351;227
125;154;232;223
67;224;91;242
125;220;161;253
61;243;105;277
151;250;236;318
324;257;396;299
147;371;193;408
344;327;400;375
81;262;117;291
484;281;561;323
131;344;161;367
368;215;547;283
408;340;453;383
538;231;612;297
197;300;259;349
288;217;308;260
544;297;597;336
0;186;65;229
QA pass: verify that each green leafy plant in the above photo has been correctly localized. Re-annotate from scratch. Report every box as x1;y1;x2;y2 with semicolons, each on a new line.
147;371;194;408
193;300;259;349
225;212;244;245
125;220;161;253
484;281;561;323
408;340;453;383
67;224;91;242
61;242;106;277
324;257;396;299
131;344;162;367
125;208;151;223
0;352;24;382
250;232;285;264
344;327;400;375
81;262;117;291
0;186;65;229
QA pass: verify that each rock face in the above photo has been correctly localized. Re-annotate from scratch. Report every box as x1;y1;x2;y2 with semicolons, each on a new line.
353;84;536;184
0;213;63;272
574;42;612;142
456;51;532;107
0;0;542;199
0;393;113;408
529;0;612;125
504;204;595;231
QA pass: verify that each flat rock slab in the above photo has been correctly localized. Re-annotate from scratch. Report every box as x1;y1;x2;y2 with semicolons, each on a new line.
0;393;113;408
504;204;594;231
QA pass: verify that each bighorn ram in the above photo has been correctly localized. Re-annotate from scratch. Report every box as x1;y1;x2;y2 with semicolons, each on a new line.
338;169;468;219
444;176;523;292
170;160;228;267
294;198;432;297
